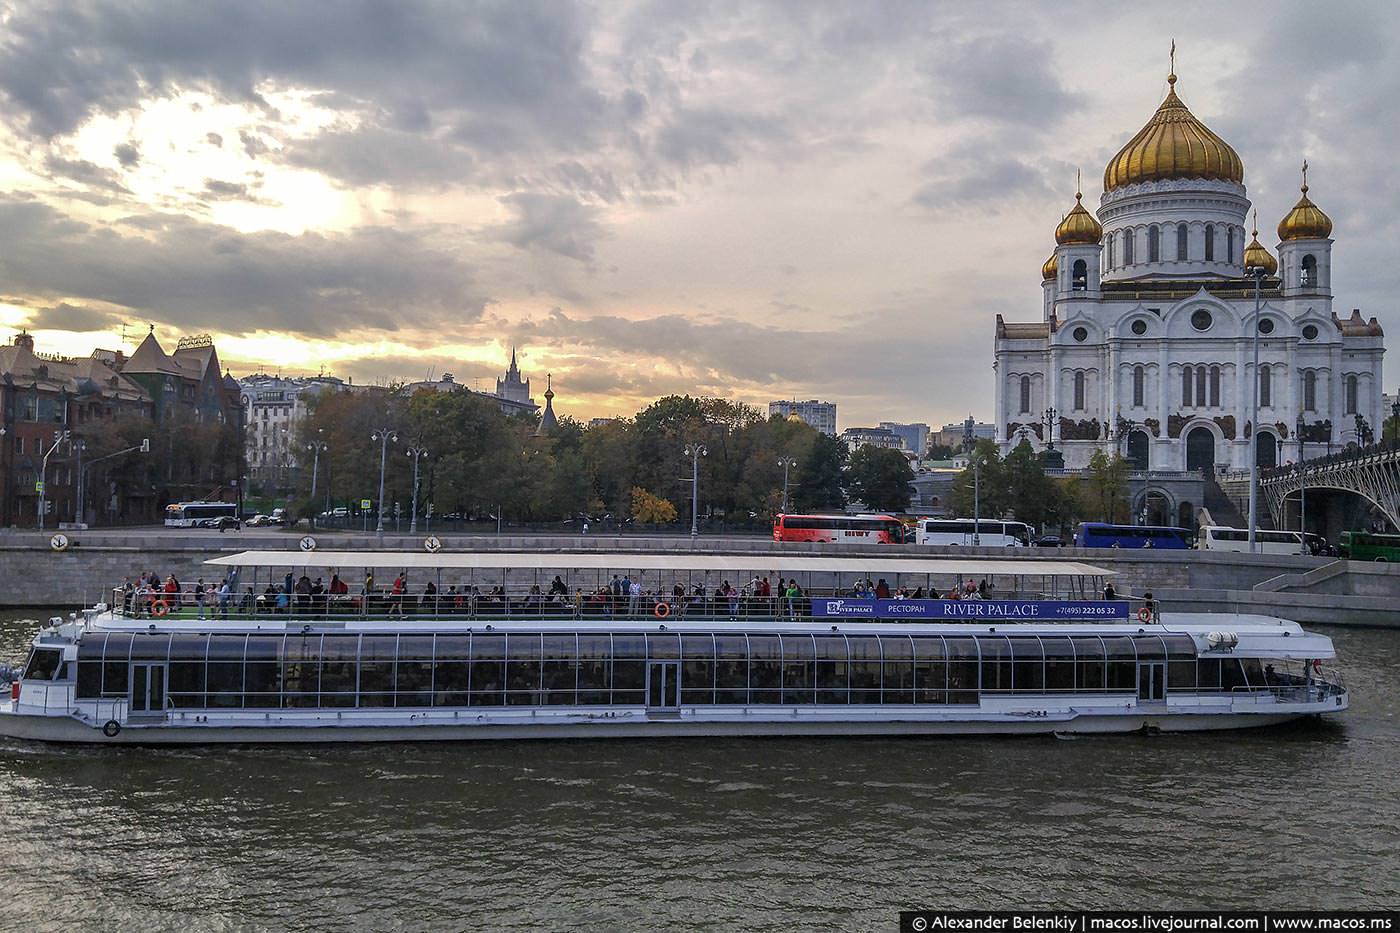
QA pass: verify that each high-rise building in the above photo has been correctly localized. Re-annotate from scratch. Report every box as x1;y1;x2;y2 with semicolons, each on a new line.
879;422;930;456
768;399;837;435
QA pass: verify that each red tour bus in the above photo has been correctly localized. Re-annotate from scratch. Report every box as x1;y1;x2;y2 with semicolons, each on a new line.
773;513;907;544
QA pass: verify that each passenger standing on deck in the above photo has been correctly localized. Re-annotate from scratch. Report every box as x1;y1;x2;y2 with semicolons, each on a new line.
1143;590;1157;621
875;578;891;599
1103;581;1117;601
628;577;641;617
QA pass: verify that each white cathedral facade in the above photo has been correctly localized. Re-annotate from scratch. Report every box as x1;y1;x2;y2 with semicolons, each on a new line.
994;68;1385;481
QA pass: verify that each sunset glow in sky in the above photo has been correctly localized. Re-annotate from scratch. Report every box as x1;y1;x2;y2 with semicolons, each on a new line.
0;1;1395;426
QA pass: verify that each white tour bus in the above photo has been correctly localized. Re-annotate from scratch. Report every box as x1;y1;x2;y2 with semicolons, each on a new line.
1197;525;1315;555
164;501;238;528
915;519;1030;547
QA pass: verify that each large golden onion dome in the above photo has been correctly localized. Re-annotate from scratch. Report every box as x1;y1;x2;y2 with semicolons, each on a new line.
1055;191;1103;245
1103;72;1244;192
1277;164;1332;240
1042;252;1058;281
1242;211;1277;276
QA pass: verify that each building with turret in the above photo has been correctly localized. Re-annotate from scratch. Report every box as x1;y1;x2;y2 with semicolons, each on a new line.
994;59;1384;526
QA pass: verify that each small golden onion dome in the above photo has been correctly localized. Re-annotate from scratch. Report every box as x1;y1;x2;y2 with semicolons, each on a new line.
1243;214;1277;276
1055;192;1103;245
1042;252;1058;281
1103;72;1244;192
1277;173;1332;241
786;412;805;424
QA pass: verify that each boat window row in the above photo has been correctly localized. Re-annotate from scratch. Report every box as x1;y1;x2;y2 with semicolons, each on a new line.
73;630;1241;709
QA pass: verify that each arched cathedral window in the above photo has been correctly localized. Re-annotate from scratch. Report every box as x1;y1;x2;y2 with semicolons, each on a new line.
1148;225;1160;262
1345;375;1358;414
1073;371;1086;411
1019;376;1031;414
1182;366;1193;407
1259;365;1272;408
1204;224;1215;261
1209;366;1221;408
1123;230;1135;265
1132;366;1145;407
1196;367;1207;407
1227;227;1236;264
1176;224;1188;261
1072;259;1087;291
1301;254;1317;288
1107;237;1115;269
1304;371;1316;412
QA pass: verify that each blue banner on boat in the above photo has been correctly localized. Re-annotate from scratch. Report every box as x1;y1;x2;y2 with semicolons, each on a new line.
810;599;1130;620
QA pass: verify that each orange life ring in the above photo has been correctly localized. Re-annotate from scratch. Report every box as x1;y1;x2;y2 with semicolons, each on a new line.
1136;607;1152;623
151;599;170;618
653;602;671;620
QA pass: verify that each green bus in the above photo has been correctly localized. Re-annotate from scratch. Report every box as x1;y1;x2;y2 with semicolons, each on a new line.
1338;531;1400;561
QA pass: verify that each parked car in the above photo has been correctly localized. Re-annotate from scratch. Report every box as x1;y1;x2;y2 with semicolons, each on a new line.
1035;534;1064;548
269;508;287;525
199;516;241;531
246;514;273;527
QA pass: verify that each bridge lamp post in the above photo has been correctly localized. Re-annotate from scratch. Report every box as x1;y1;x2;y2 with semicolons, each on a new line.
1245;259;1267;554
406;445;429;534
370;427;398;541
777;457;797;514
1296;414;1307;552
1042;407;1057;450
685;444;708;539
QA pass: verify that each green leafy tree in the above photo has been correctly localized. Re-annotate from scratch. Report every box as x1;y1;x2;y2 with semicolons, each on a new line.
846;445;915;512
950;439;1010;519
1084;449;1131;523
1004;439;1058;530
795;432;848;511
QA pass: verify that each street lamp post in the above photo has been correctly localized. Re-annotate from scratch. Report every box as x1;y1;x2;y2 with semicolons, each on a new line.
38;429;70;531
685;444;708;539
306;439;328;514
777;457;797;513
370;427;398;540
406;445;429;534
964;416;980;546
72;438;87;526
1354;413;1372;449
1042;407;1057;449
1246;258;1266;554
1296;413;1307;552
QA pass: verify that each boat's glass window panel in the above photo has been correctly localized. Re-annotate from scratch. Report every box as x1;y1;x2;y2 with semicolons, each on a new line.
978;636;1012;693
23;648;61;681
395;636;435;708
1220;658;1249;691
680;634;715;705
244;636;284;708
101;633;133;697
76;633;106;698
912;636;947;704
358;635;397;707
714;635;749;704
748;635;781;704
879;635;914;704
541;635;578;706
1040;636;1075;692
943;637;980;704
1161;635;1197;690
813;635;848;704
576;635;611;704
469;634;506;706
506;633;542;706
205;635;245;708
433;636;472;660
780;634;815;704
319;636;359;707
129;633;171;661
1238;658;1265;689
610;635;646;705
847;636;882;704
165;635;207;706
1071;637;1105;691
1132;635;1166;660
646;633;680;660
281;634;321;708
1100;635;1137;691
1196;658;1222;691
1009;638;1044;693
432;635;471;706
167;635;209;660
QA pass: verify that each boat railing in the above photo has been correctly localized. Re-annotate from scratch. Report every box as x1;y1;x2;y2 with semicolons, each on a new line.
108;584;1094;623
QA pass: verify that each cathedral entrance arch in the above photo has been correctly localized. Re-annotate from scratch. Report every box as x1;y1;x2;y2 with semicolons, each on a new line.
1186;427;1215;473
1177;501;1195;530
1134;489;1173;526
1126;430;1150;470
1256;430;1278;469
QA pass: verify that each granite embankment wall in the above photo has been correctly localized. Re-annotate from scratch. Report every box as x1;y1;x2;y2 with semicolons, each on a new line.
1;530;1398;626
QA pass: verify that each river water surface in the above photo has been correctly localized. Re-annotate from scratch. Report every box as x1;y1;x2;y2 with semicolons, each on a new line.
1;612;1397;930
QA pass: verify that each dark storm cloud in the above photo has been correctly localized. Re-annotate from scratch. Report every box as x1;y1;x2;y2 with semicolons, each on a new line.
112;141;140;168
0;196;491;337
495;193;605;263
27;301;120;332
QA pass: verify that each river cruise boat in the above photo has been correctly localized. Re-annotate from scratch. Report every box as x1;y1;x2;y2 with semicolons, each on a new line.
0;551;1347;744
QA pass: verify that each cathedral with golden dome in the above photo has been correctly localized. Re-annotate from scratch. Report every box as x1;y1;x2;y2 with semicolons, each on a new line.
994;61;1385;523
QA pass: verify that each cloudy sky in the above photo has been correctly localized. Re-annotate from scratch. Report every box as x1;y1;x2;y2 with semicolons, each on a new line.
0;0;1395;427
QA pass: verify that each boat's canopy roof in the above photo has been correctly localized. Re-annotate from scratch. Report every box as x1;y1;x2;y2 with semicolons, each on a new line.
203;550;1114;577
